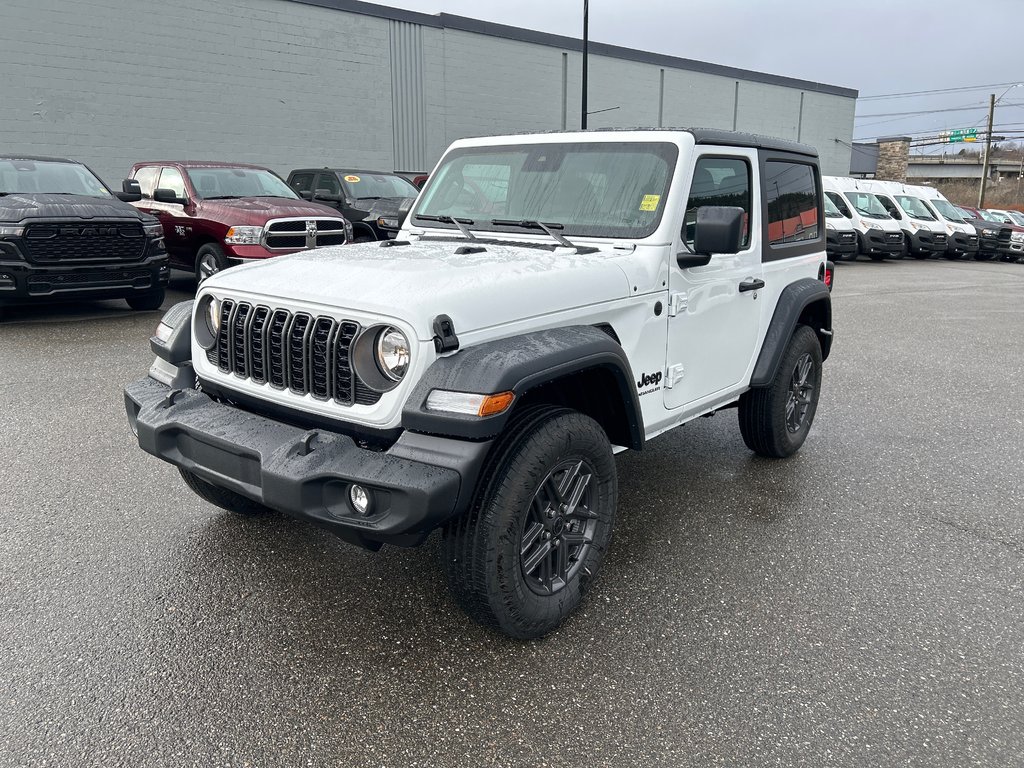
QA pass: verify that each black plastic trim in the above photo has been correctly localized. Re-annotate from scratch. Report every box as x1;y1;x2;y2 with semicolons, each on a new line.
750;278;832;387
150;300;193;364
402;325;644;447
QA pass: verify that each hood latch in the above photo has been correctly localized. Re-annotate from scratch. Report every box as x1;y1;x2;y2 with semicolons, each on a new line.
432;314;460;354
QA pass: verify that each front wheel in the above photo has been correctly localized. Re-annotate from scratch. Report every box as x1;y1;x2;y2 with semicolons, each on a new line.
738;325;822;458
126;289;165;311
195;243;229;283
441;407;617;639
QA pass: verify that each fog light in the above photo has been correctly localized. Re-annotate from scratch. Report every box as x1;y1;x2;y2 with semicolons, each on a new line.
0;273;14;290
349;484;372;515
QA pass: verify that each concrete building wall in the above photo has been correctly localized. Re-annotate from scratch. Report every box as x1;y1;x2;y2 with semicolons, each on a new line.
0;0;857;184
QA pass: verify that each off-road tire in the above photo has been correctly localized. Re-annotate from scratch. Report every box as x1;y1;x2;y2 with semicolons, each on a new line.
195;243;229;283
738;324;822;458
440;406;617;640
179;468;271;516
126;289;165;311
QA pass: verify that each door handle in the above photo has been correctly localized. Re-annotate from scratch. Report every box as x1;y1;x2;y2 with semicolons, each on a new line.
739;278;765;293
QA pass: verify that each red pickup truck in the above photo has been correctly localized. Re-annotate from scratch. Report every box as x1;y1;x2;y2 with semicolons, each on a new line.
126;161;352;282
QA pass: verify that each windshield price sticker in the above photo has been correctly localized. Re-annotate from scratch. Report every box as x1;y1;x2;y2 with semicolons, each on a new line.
344;175;361;182
640;194;661;212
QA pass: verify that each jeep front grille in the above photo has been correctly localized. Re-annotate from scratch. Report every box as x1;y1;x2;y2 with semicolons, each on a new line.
22;221;146;263
263;218;348;251
207;299;380;406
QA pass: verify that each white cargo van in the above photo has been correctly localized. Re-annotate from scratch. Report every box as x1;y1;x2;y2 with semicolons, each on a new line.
822;176;904;260
861;180;947;259
824;193;857;260
901;184;979;260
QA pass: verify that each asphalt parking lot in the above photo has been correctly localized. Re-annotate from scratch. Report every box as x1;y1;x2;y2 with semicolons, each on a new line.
2;259;1023;767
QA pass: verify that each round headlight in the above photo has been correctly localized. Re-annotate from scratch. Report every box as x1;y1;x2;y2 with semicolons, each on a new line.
206;297;221;336
376;326;410;381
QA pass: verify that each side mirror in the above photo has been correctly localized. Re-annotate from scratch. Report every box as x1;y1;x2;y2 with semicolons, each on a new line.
688;205;744;262
154;187;188;205
116;178;142;202
296;189;313;201
313;189;341;203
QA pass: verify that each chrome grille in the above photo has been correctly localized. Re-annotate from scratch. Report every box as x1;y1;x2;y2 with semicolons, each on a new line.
206;301;379;406
263;217;349;251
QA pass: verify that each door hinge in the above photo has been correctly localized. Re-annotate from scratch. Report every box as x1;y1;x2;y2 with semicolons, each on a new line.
668;292;688;317
665;364;685;388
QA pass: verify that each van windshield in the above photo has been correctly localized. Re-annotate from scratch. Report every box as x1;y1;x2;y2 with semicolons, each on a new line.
895;195;936;220
824;195;844;218
0;159;111;197
413;141;678;239
930;198;967;222
842;191;891;219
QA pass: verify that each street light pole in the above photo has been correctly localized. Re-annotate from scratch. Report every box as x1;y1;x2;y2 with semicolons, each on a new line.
581;0;588;130
978;93;995;207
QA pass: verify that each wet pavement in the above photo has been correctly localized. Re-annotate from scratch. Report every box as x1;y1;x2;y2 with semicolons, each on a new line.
1;261;1022;767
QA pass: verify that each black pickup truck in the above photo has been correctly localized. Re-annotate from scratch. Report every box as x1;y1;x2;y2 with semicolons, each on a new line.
0;155;168;317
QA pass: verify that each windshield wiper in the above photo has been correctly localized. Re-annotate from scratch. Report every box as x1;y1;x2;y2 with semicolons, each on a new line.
489;219;576;249
415;214;476;240
202;195;243;200
355;196;382;201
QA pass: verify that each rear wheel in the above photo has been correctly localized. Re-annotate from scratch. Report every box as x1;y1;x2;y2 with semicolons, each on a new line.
126;289;165;311
195;243;229;283
738;325;822;458
179;468;271;516
441;407;617;639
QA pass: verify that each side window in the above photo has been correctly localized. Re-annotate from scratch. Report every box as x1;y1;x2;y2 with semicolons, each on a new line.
764;161;818;246
316;172;341;196
684;157;751;249
157;167;187;199
825;191;851;218
290;172;314;194
133;167;159;199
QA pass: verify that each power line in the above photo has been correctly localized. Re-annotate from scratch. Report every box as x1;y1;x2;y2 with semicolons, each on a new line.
854;122;1024;142
855;101;1024;120
858;81;1023;101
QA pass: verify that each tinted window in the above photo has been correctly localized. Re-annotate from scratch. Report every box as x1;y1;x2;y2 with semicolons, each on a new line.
158;167;187;198
765;161;818;245
684;157;751;248
133;167;159;198
289;172;315;193
316;172;341;196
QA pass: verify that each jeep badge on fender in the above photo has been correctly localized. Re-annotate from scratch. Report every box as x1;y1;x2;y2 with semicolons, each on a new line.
124;129;833;640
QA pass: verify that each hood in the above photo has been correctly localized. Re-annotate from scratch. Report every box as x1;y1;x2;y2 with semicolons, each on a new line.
197;197;343;225
0;193;146;223
205;239;632;339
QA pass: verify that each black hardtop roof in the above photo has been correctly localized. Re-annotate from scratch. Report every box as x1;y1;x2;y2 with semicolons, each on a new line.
495;127;818;158
0;154;80;163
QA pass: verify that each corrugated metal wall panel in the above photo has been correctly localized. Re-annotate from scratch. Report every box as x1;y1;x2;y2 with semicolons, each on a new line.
390;20;428;171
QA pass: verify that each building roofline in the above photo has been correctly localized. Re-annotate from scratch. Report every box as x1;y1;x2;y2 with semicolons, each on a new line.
286;0;858;99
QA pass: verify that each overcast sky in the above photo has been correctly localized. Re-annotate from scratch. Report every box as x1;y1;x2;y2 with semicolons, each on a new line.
382;0;1023;153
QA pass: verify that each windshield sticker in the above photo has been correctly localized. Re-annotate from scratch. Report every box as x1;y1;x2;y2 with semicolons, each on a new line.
640;194;661;212
344;175;361;183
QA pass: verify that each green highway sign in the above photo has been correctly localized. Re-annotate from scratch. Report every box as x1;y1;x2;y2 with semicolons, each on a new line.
944;128;978;143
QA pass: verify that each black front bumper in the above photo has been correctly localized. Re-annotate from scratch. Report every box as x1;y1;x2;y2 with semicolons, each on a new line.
858;229;904;255
0;249;168;305
826;230;857;257
906;229;947;256
124;377;490;548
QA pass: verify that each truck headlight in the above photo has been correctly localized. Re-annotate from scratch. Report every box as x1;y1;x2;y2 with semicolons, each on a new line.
224;226;263;245
376;326;410;381
377;216;400;229
0;226;25;238
1012;232;1024;243
143;221;164;238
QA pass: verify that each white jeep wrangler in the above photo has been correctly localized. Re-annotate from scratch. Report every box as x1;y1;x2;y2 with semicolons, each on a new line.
125;129;833;639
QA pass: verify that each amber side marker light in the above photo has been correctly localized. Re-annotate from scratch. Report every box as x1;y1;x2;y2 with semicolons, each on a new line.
425;390;516;417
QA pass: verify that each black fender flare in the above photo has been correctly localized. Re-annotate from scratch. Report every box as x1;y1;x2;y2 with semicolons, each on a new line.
402;325;644;446
750;278;832;387
150;299;193;364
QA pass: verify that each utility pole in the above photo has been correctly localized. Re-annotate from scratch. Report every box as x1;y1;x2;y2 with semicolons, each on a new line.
581;0;589;130
978;93;995;207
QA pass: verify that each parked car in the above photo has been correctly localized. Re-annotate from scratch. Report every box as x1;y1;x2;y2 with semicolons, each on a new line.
395;171;429;190
823;176;904;260
858;180;945;259
0;154;168;317
126;161;353;282
287;169;420;242
824;193;857;260
986;209;1024;227
908;186;979;260
126;127;835;639
957;205;1020;261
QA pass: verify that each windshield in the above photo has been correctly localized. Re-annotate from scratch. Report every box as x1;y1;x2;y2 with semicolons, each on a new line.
824;195;845;218
978;209;1004;223
825;191;852;218
1005;210;1024;226
842;191;890;219
413;141;678;239
340;172;418;200
895;195;936;220
185;168;298;199
0;159;111;197
930;198;966;222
